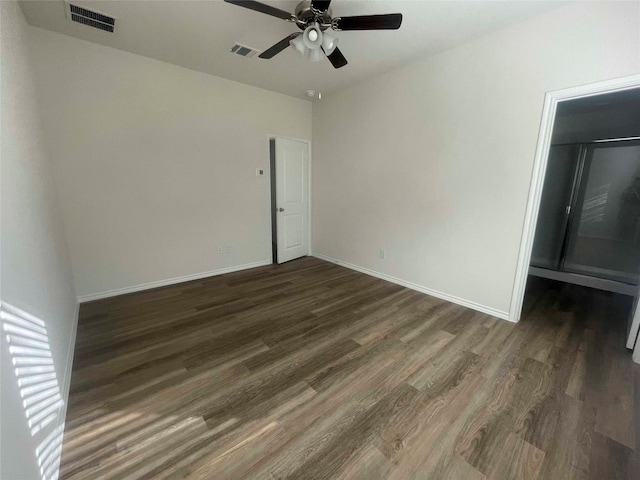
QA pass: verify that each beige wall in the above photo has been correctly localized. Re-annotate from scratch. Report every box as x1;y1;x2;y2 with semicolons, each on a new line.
28;28;312;299
312;1;640;318
1;2;78;478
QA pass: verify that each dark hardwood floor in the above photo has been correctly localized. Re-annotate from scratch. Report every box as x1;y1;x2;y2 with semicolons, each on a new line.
60;257;639;479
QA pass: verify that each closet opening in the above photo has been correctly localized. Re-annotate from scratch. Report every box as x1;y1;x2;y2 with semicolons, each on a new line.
524;86;640;350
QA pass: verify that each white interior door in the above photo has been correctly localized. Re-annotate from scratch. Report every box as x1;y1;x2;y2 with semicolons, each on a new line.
275;137;309;264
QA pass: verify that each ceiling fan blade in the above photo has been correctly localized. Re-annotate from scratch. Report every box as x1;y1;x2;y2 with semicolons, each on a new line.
324;47;347;69
259;33;301;59
223;0;292;21
334;13;403;31
311;0;332;11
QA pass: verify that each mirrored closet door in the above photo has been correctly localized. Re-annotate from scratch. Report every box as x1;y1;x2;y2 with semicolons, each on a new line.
532;139;640;287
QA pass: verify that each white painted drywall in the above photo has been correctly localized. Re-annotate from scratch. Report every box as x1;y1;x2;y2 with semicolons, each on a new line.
312;1;640;317
27;28;312;299
1;1;78;478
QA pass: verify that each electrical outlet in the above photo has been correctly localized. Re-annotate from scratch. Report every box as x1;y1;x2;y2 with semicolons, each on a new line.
226;245;233;254
379;249;386;259
217;246;224;255
256;168;264;176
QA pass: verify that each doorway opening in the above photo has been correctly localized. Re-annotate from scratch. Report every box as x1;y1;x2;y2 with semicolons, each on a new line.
268;136;311;265
512;75;640;354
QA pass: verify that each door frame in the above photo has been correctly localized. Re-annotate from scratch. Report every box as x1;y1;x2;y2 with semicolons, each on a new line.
509;73;640;323
266;134;312;264
628;284;640;349
632;293;640;363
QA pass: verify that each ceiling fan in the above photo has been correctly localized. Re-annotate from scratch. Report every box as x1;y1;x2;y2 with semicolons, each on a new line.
224;0;403;68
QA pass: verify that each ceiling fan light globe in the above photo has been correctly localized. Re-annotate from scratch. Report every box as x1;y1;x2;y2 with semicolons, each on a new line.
309;47;324;62
321;31;338;55
302;23;323;50
290;35;307;56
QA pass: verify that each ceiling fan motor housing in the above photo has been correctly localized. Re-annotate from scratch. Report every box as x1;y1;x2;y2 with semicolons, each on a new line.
295;1;332;30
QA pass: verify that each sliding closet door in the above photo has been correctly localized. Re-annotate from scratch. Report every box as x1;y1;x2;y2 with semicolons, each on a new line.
563;140;640;284
531;145;581;269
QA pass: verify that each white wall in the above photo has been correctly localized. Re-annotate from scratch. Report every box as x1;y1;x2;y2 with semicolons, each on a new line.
1;1;78;478
312;1;640;318
28;28;312;300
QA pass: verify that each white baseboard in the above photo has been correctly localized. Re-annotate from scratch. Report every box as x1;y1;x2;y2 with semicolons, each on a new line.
312;253;512;322
77;260;272;303
61;300;79;408
57;300;79;477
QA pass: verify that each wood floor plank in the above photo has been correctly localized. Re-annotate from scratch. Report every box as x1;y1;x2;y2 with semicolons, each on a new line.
537;393;597;480
59;258;637;479
440;456;487;480
334;443;393;480
486;432;545;480
588;433;634;480
284;382;421;480
384;372;489;479
593;350;636;450
235;395;369;479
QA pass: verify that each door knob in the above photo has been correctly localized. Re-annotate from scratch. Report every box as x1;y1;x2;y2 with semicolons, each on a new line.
278;208;285;212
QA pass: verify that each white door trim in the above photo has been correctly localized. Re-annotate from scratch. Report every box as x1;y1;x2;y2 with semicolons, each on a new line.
634;327;640;363
629;294;640;347
634;285;640;363
267;134;312;263
509;74;640;323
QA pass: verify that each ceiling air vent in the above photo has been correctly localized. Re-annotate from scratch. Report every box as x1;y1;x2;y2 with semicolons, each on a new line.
67;3;115;32
230;43;259;58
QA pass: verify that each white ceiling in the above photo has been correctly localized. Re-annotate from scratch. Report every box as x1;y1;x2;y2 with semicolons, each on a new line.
20;0;564;100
